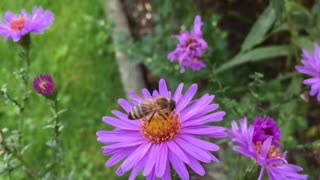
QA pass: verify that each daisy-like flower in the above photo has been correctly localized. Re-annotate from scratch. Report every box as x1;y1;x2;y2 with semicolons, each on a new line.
296;43;320;102
0;7;54;42
32;74;55;96
168;16;208;73
229;117;307;180
96;79;226;180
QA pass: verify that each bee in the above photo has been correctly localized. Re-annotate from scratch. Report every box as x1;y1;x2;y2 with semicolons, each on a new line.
128;97;176;122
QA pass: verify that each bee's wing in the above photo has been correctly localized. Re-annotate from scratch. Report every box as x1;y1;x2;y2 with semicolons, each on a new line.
139;100;154;114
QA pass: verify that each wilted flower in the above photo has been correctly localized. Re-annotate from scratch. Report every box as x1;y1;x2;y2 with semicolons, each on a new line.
32;74;55;96
0;7;54;42
96;79;226;180
168;16;208;73
296;44;320;102
229;117;307;180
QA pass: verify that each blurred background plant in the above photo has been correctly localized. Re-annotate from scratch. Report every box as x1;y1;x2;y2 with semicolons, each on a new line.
0;0;319;179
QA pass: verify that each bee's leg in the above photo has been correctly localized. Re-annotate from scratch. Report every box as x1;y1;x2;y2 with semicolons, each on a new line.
158;111;168;120
147;111;156;123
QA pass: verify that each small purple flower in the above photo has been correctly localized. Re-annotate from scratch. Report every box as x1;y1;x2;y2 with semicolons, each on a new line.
253;116;281;147
168;16;208;73
296;44;320;102
96;79;226;180
32;74;55;96
0;7;54;42
229;118;307;180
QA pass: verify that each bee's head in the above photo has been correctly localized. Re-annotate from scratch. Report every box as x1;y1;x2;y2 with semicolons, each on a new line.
169;99;176;111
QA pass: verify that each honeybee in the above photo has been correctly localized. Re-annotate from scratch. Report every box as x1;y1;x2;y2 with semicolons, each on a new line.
128;97;176;122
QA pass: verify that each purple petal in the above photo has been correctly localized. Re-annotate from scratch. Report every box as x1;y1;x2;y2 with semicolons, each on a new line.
180;94;214;121
155;143;168;177
169;150;189;180
187;156;205;176
128;91;142;105
101;139;145;151
175;137;212;163
159;79;170;98
179;134;220;151
143;145;157;176
105;147;133;167
176;84;198;112
118;142;151;175
162;161;171;180
191;16;203;37
173;83;184;103
102;116;140;130
128;155;147;180
142;88;152;99
167;140;190;164
182;111;226;127
180;126;226;137
118;98;133;113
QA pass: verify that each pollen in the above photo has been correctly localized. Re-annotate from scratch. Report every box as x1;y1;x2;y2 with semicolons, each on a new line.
140;113;181;144
255;141;282;159
10;17;27;31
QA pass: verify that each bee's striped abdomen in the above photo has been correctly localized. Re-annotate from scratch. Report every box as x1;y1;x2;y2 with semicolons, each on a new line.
128;105;143;119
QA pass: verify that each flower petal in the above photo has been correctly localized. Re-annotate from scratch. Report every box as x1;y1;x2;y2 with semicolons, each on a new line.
173;83;184;103
155;143;168;177
118;142;151;175
176;84;198;112
159;79;170;98
102;116;140;130
175;137;212;163
167;140;190;164
169;150;189;180
118;98;133;113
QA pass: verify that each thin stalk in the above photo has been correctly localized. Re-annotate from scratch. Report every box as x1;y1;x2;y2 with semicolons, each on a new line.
46;98;62;177
17;35;31;152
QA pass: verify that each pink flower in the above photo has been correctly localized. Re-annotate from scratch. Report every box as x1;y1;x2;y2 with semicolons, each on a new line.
296;44;320;101
168;16;208;73
96;79;226;179
0;7;54;42
229;117;307;180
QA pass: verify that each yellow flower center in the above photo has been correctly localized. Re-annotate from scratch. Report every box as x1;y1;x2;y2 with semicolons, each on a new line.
10;17;27;31
140;113;181;144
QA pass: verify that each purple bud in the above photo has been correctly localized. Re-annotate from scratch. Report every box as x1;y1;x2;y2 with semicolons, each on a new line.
32;74;55;96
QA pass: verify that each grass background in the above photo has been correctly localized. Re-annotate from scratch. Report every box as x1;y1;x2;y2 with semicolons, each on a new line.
0;0;129;179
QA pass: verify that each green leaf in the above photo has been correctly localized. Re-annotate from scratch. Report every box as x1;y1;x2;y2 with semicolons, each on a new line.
271;0;284;22
240;4;276;52
216;45;290;74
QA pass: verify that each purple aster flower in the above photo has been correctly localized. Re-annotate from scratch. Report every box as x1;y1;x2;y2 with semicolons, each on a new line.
253;116;281;147
0;7;54;42
229;118;307;180
168;16;208;73
296;43;320;102
32;74;55;96
96;79;226;180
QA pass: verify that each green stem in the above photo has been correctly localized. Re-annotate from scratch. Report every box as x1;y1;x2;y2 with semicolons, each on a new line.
0;129;40;178
46;98;62;176
18;35;31;153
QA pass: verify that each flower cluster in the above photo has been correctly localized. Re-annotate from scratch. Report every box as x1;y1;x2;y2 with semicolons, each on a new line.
229;116;307;180
0;7;53;42
168;16;208;73
96;79;226;180
296;44;320;102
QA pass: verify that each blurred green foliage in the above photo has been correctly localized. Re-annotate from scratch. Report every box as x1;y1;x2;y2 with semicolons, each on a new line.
125;0;320;179
0;0;319;179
